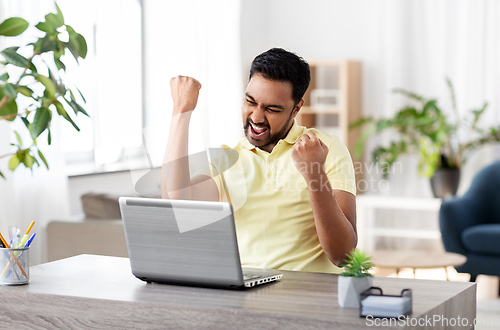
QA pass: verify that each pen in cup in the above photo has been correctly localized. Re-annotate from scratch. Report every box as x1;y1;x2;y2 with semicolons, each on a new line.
18;221;35;248
8;226;20;249
0;233;27;278
4;233;36;279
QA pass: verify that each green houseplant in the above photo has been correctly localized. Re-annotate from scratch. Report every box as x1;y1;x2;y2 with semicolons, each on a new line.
338;249;374;308
351;78;500;198
0;3;88;179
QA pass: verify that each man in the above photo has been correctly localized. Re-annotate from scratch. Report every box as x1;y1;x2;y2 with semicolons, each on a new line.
161;48;357;273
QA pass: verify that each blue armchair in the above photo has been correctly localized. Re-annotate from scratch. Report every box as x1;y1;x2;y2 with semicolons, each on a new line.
439;161;500;290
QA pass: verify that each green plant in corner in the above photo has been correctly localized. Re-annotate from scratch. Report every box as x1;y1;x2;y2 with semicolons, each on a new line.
0;3;88;179
350;78;500;178
341;249;373;278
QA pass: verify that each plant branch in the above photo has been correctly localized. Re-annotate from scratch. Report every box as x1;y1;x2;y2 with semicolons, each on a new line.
0;152;15;159
446;77;460;124
0;53;39;112
0;110;30;121
42;96;59;108
15;52;39;87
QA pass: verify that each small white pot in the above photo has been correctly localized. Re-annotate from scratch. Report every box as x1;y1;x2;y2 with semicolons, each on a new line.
338;275;373;308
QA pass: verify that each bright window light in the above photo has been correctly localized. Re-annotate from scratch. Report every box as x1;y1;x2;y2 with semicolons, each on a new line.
57;0;143;167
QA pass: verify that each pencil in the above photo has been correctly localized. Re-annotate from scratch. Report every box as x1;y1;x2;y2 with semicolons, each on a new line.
25;221;35;235
0;232;27;278
18;221;35;248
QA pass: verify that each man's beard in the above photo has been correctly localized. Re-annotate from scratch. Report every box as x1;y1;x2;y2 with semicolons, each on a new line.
243;111;294;149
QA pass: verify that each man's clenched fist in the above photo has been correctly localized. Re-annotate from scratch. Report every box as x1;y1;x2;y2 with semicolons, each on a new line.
170;75;202;115
291;131;329;180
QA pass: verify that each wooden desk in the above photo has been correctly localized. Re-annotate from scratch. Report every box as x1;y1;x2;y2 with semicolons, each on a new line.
0;255;476;329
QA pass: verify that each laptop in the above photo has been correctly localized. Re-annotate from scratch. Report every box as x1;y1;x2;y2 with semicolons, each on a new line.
119;197;283;288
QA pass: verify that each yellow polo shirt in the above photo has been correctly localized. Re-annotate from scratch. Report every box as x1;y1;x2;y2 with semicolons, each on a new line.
196;120;356;273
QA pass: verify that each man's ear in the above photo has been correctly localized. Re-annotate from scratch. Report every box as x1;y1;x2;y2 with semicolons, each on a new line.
291;99;304;119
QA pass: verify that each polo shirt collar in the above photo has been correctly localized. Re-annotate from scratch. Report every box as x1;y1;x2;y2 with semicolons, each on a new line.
240;119;303;150
283;119;303;144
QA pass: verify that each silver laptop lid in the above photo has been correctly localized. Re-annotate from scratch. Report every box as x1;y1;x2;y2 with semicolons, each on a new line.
119;197;244;287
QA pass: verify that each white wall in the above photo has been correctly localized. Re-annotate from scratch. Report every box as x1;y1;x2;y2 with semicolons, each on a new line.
241;0;387;116
240;0;500;197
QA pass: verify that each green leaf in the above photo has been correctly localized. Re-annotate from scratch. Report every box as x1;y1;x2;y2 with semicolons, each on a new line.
22;152;36;170
8;155;21;171
38;149;49;169
36;74;57;98
54;56;66;71
0;86;18;121
0;170;4;180
349;117;372;130
35;22;54;33
14;131;23;146
0;47;30;68
55;3;65;26
64;41;79;62
39;35;58;53
0;17;29;37
47;128;52;145
54;100;80;131
393;88;425;102
4;83;17;99
446;77;457;113
48;68;66;95
341;249;373;277
45;13;64;29
471;103;488;130
375;119;393;132
75;86;86;103
76;34;87;59
64;25;87;60
16;85;35;98
30;107;51;139
21;116;30;128
67;98;89;117
53;39;65;58
0;72;9;81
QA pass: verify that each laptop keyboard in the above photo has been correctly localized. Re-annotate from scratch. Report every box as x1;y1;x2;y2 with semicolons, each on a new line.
243;274;262;281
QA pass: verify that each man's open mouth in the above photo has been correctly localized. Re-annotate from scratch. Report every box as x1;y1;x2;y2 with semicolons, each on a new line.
249;122;269;138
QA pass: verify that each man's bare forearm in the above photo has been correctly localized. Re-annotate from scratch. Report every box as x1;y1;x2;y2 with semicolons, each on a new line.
306;170;357;266
161;76;202;200
161;112;193;200
291;131;357;266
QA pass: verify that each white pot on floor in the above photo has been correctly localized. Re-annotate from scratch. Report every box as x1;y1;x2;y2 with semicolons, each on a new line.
338;275;373;308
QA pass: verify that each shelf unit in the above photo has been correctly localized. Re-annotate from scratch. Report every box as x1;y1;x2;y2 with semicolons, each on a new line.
297;60;363;167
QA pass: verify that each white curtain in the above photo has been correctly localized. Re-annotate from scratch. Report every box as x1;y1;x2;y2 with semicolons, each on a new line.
363;0;500;251
0;0;71;265
373;0;500;197
141;0;243;171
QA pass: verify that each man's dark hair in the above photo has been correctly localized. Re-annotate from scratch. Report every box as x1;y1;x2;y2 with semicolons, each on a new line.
249;48;310;105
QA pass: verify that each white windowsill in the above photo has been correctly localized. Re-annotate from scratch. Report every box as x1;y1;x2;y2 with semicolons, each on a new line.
66;157;155;178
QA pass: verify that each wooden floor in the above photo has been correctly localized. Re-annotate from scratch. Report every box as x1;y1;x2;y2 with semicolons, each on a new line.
372;267;500;330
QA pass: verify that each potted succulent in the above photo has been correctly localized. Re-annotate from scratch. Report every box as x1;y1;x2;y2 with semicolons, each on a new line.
0;3;88;179
351;78;500;198
338;248;374;308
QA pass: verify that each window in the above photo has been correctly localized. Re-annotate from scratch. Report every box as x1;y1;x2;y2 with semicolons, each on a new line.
57;0;144;173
